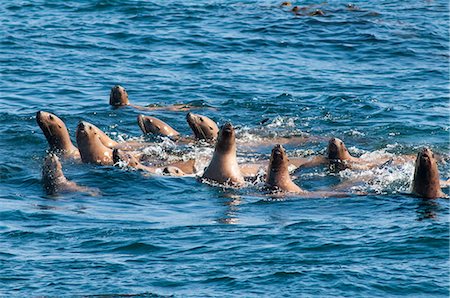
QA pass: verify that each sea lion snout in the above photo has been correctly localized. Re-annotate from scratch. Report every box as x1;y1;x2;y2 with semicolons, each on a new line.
222;122;233;132
36;111;54;123
76;121;92;136
272;144;284;156
418;147;434;166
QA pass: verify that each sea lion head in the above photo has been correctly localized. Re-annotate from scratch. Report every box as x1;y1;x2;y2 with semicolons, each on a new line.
137;114;180;138
42;154;65;194
36;111;74;152
268;144;289;174
266;144;302;193
216;122;236;153
109;85;129;106
76;121;113;165
327;138;352;161
163;166;186;176
186;113;219;141
112;148;140;168
76;121;97;146
413;148;442;199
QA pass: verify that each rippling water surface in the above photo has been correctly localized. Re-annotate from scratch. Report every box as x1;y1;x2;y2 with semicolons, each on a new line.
1;0;449;296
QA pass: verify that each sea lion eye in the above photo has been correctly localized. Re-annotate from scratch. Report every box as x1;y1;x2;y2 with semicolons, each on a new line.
49;115;54;120
209;126;213;130
200;118;204;122
340;141;343;145
175;169;179;173
58;125;62;129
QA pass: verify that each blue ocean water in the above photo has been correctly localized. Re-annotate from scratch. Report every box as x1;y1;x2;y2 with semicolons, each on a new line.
0;0;449;296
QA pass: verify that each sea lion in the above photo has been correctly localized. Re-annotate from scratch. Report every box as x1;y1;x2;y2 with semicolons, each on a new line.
137;114;180;139
202;122;245;186
309;9;325;16
186;112;219;141
266;145;305;193
295;138;369;172
36;111;80;159
76;121;114;165
113;148;158;173
42;154;98;195
113;149;193;176
412;148;446;199
110;85;215;112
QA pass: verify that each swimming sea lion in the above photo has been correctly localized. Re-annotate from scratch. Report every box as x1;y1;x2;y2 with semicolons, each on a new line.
266;145;305;193
412;148;446;199
76;121;114;165
113;148;158;173
186;112;219;141
36;111;80;159
295;137;367;172
137;114;180;138
113;149;193;176
42;154;98;195
309;9;325;16
202;122;245;186
110;85;215;112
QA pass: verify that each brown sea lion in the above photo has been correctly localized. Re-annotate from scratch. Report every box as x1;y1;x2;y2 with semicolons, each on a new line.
42;154;98;195
113;149;194;176
137;114;180;139
110;85;215;112
76;121;114;165
295;138;370;172
309;9;325;16
36;111;80;159
186;112;219;141
113;149;158;173
412;148;446;199
202;122;245;186
266;145;305;193
265;145;353;197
